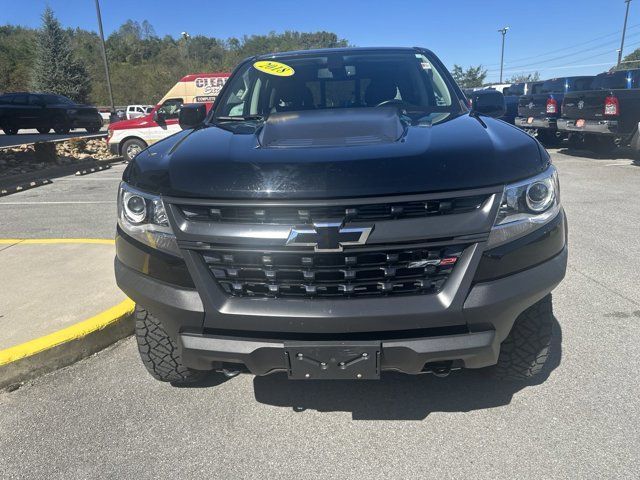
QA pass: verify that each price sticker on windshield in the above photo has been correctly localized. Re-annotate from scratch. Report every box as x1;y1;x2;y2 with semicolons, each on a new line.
253;61;295;77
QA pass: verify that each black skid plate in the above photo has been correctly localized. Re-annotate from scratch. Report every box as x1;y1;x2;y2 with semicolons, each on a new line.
284;341;381;380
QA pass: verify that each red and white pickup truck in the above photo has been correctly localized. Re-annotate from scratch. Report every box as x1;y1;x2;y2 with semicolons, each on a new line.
107;72;230;161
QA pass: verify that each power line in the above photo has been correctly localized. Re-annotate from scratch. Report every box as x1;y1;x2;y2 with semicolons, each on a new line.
496;31;640;71
486;37;640;74
483;23;640;67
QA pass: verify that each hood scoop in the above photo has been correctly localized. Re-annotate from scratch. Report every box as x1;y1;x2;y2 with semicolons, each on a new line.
258;107;405;148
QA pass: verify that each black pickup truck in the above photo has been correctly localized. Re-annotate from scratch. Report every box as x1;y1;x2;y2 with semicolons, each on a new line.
515;76;594;144
115;47;567;387
557;69;640;154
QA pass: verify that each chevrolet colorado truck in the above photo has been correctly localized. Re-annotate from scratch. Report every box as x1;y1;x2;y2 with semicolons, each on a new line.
115;47;567;385
515;76;594;145
557;69;640;155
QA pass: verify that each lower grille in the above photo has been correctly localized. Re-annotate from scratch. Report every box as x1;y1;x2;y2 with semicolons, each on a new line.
203;244;467;298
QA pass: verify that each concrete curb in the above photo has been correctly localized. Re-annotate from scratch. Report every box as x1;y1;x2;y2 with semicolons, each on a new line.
0;238;134;390
0;300;135;391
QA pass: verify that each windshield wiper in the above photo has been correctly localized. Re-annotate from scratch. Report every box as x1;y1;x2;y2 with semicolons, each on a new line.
214;115;266;122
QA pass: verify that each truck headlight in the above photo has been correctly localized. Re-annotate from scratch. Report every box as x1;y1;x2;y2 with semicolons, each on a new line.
118;182;180;256
487;165;560;248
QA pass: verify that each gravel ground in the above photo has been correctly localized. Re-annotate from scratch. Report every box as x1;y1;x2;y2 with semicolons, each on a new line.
0;149;638;479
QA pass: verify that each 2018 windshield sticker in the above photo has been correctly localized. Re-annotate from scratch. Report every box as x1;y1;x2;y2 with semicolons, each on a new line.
253;61;295;77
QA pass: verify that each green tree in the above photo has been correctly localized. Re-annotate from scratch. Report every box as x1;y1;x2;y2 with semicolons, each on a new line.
451;64;488;88
31;7;91;102
618;47;640;70
507;71;541;83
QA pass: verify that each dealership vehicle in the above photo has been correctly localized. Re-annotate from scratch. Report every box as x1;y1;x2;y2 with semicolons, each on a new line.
501;81;543;124
125;105;153;120
107;72;230;161
515;76;594;144
0;92;103;135
115;47;567;385
557;69;640;154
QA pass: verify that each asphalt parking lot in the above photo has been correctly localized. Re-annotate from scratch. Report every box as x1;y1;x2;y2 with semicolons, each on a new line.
0;127;108;149
0;149;639;479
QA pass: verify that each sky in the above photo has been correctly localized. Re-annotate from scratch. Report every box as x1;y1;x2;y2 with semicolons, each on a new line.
2;0;638;83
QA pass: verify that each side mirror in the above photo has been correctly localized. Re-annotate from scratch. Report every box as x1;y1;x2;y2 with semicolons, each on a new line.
179;103;206;130
470;90;506;118
153;110;166;124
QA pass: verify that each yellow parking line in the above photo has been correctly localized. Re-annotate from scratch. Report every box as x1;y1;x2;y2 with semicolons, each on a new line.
0;299;135;366
0;238;114;245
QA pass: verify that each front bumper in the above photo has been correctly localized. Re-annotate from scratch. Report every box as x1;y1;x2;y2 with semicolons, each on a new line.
115;239;567;375
557;118;620;135
515;116;557;130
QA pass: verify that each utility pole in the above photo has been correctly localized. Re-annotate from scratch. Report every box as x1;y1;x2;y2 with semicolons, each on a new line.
617;0;633;67
94;0;115;120
498;26;510;83
181;31;191;66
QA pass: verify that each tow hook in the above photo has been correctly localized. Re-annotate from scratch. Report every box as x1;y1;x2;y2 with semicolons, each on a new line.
425;361;454;378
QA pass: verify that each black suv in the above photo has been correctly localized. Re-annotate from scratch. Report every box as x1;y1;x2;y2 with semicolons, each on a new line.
115;47;567;385
0;92;103;135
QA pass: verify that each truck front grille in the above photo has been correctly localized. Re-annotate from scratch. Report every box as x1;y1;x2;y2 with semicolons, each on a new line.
203;244;467;298
178;195;487;224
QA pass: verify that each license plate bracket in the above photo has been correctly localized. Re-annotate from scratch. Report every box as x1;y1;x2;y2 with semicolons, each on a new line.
284;341;381;380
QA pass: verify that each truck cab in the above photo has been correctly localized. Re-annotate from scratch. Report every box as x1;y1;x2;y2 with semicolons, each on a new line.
107;72;230;161
515;76;594;144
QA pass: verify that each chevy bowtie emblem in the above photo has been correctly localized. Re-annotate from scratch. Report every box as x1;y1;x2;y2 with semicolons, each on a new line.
286;221;373;252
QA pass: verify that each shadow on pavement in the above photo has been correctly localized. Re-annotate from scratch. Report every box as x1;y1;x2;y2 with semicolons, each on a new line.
557;147;639;163
252;317;562;420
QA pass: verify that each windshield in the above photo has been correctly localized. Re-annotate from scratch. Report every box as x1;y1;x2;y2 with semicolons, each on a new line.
591;71;631;90
213;51;459;120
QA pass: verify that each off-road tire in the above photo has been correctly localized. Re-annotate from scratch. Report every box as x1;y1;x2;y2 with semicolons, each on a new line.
488;295;553;381
135;306;208;384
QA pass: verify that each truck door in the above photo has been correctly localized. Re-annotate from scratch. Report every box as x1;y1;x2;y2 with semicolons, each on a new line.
10;94;29;127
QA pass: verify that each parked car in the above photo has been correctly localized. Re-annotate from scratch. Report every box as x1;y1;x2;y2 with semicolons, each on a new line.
0;92;103;135
115;47;567;386
108;72;230;161
515;76;594;144
126;105;153;120
501;81;544;124
557;69;640;154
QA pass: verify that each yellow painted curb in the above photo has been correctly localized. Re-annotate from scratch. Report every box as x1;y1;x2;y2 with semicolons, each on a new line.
0;299;135;366
0;238;115;245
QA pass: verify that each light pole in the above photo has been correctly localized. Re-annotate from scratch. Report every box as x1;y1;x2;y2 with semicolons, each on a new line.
181;31;191;65
94;0;115;120
617;0;633;67
498;26;510;83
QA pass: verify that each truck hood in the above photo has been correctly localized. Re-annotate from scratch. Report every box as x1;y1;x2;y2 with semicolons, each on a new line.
124;110;548;199
109;114;154;130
